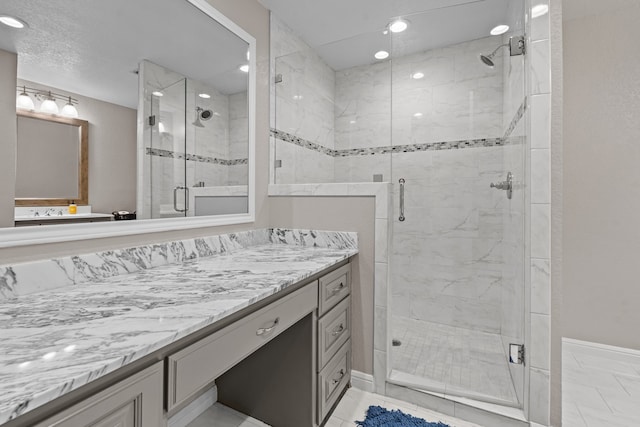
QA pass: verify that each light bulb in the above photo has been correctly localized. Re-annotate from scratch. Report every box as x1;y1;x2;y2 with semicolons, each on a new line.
61;103;78;118
16;88;34;110
389;19;409;33
490;25;510;35
374;51;389;60
40;95;59;114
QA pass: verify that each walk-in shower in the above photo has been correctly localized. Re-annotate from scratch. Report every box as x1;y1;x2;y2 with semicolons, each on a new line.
271;0;528;416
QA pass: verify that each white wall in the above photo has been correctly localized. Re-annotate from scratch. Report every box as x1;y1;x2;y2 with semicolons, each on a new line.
563;2;640;350
0;49;17;228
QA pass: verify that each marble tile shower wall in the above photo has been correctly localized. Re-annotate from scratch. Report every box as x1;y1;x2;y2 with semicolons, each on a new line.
272;16;335;184
141;60;249;217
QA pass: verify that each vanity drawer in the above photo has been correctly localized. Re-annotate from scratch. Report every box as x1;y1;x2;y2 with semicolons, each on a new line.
318;340;351;424
166;282;318;412
318;263;351;316
318;296;351;370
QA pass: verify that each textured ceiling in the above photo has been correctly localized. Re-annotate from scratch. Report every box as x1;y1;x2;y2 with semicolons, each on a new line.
0;0;250;108
260;0;525;70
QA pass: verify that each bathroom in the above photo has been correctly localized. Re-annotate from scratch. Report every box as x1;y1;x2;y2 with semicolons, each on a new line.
0;0;639;426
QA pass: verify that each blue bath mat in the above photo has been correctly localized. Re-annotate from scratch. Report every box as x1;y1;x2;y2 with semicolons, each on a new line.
356;405;451;427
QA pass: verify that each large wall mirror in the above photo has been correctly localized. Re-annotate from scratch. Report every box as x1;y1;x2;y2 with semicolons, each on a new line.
15;111;88;206
0;0;255;245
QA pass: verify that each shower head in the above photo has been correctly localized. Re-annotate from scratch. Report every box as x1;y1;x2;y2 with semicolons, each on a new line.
480;53;496;67
193;107;212;127
479;36;526;67
479;43;507;68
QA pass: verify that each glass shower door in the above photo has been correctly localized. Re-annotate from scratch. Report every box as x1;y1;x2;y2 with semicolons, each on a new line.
149;78;188;218
388;1;526;407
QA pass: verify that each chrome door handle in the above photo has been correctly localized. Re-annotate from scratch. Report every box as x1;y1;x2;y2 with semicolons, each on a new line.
490;172;513;200
330;282;345;295
331;324;345;336
399;178;406;222
256;318;280;336
173;186;189;212
331;369;346;385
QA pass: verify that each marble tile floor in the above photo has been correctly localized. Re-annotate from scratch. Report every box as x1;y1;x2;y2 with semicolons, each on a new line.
390;315;518;405
562;340;640;427
325;388;482;427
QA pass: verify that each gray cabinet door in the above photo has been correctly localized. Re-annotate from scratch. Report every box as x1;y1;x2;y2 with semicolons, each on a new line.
34;363;164;427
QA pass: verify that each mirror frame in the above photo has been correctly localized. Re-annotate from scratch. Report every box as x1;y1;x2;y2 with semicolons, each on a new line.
0;0;256;248
15;110;89;207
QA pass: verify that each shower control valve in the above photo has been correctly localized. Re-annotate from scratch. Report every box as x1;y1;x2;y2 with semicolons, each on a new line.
490;172;513;200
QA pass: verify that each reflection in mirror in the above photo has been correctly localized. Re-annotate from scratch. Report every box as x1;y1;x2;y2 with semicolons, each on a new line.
15;111;88;206
0;0;253;230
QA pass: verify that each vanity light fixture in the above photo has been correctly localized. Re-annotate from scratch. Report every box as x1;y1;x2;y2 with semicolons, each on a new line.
239;64;250;73
61;96;79;118
16;86;35;110
40;94;59;114
388;18;409;33
532;4;549;18
15;85;80;116
198;93;211;99
0;15;26;29
411;72;425;80
490;24;510;35
374;50;390;60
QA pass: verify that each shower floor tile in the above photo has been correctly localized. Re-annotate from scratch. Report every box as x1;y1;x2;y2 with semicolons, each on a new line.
390;315;518;406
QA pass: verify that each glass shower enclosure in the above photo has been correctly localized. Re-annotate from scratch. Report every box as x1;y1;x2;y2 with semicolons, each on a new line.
272;0;527;408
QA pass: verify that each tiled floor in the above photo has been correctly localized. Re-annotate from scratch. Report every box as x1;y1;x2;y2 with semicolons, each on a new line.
562;339;640;427
391;315;518;405
325;388;482;427
190;339;640;427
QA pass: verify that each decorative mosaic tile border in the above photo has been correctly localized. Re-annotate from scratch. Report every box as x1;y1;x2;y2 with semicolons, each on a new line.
272;129;507;157
272;97;528;157
504;98;527;139
146;147;248;166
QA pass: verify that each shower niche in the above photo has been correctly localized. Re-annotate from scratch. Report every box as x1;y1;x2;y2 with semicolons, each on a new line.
138;60;249;219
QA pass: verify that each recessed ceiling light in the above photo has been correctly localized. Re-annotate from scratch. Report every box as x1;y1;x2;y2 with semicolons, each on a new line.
374;50;389;60
152;91;163;97
490;25;510;36
411;72;425;80
0;15;26;29
198;93;211;99
349;120;356;124
532;4;549;18
239;64;249;73
389;18;409;33
413;112;423;118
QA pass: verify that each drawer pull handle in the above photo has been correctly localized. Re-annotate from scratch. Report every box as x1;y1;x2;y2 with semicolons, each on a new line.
256;318;280;336
331;369;346;385
331;282;345;295
332;324;345;336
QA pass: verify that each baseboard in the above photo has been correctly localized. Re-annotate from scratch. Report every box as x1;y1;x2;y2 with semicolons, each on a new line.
351;370;375;393
168;385;218;427
563;338;640;362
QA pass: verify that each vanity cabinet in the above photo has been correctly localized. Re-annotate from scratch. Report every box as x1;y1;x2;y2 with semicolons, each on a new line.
7;260;353;427
316;263;352;425
166;282;318;413
32;362;163;427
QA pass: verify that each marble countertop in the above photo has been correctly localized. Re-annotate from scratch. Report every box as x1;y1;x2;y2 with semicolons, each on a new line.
0;230;357;423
